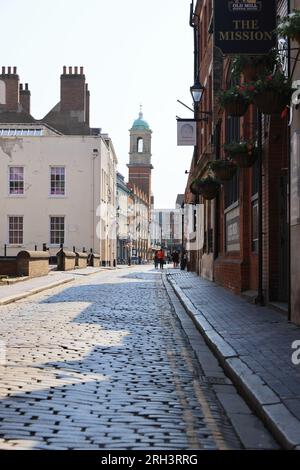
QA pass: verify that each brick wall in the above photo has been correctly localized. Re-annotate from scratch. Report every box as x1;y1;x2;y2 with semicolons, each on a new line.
128;166;152;201
0;258;17;276
60;66;86;113
19;83;30;114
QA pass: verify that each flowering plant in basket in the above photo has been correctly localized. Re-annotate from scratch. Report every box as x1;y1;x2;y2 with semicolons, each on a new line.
276;10;300;43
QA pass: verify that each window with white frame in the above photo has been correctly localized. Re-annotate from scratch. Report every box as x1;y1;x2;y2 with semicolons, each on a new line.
8;216;23;245
9;166;24;195
50;167;65;195
50;217;65;245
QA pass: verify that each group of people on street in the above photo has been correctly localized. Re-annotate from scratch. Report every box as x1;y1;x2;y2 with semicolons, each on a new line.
153;249;184;270
154;249;165;269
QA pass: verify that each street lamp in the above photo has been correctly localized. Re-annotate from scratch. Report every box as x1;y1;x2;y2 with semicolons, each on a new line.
190;78;205;107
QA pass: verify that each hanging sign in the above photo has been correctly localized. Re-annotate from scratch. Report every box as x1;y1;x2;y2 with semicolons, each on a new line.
177;120;197;146
214;0;277;55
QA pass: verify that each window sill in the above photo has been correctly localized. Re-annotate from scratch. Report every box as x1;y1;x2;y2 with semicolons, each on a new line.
224;201;239;215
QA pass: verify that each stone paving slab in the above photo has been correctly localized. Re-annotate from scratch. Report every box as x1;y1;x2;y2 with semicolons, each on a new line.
163;274;278;450
167;269;300;449
0;267;106;305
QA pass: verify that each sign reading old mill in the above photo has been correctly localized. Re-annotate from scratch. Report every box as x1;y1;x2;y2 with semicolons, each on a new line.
214;1;277;55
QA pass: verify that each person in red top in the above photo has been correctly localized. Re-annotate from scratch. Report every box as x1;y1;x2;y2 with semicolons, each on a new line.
157;249;165;269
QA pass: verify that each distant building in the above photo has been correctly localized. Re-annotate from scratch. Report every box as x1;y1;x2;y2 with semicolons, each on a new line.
175;194;184;209
0;66;117;266
116;172;131;263
127;182;150;262
124;109;154;261
151;197;183;254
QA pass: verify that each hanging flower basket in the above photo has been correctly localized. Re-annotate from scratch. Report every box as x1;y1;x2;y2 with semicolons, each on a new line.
254;90;289;115
209;160;237;181
293;32;300;44
252;73;293;115
277;11;300;45
218;86;251;117
223;142;257;169
190;179;201;195
231;51;278;81
190;177;220;200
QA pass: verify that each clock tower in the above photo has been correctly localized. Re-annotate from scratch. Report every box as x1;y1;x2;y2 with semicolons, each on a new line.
127;107;153;204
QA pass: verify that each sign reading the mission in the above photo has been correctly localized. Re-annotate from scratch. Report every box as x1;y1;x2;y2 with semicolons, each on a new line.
214;0;277;55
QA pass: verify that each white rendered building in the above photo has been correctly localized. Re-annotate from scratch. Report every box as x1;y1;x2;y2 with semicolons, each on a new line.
0;67;117;265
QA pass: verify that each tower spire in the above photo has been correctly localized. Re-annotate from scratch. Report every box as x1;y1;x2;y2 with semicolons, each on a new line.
139;104;143;119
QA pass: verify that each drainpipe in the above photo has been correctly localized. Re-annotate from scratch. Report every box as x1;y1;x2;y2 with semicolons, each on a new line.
92;154;96;253
287;0;291;322
256;111;265;306
190;1;197;82
214;121;221;261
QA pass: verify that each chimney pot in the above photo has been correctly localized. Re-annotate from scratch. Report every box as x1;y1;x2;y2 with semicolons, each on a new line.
2;66;5;74
80;66;84;75
69;66;72;74
13;66;17;74
74;66;78;74
63;66;67;74
8;66;11;74
20;83;23;91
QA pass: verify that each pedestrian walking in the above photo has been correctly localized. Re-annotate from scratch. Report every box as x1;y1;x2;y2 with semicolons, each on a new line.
154;251;159;269
157;248;165;269
172;250;179;268
180;250;187;270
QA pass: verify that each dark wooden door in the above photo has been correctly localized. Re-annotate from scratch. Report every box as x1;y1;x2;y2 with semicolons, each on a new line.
278;174;288;302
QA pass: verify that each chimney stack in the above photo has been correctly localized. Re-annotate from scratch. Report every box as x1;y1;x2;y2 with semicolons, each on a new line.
19;82;31;114
60;66;86;119
0;66;20;111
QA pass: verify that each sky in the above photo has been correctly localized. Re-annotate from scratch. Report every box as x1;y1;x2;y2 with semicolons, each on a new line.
1;0;194;208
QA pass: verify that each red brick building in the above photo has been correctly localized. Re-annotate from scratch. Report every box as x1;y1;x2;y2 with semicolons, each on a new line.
185;0;290;314
127;109;153;208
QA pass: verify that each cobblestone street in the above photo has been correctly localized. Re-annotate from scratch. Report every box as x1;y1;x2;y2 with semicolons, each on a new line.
0;266;276;450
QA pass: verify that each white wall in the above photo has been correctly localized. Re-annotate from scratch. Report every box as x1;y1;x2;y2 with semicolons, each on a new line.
0;132;117;264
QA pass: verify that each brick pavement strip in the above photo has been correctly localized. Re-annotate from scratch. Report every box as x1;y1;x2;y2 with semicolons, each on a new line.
167;270;300;449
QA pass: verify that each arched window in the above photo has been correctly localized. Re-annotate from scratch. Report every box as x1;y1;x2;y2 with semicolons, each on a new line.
0;80;6;105
137;137;144;153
